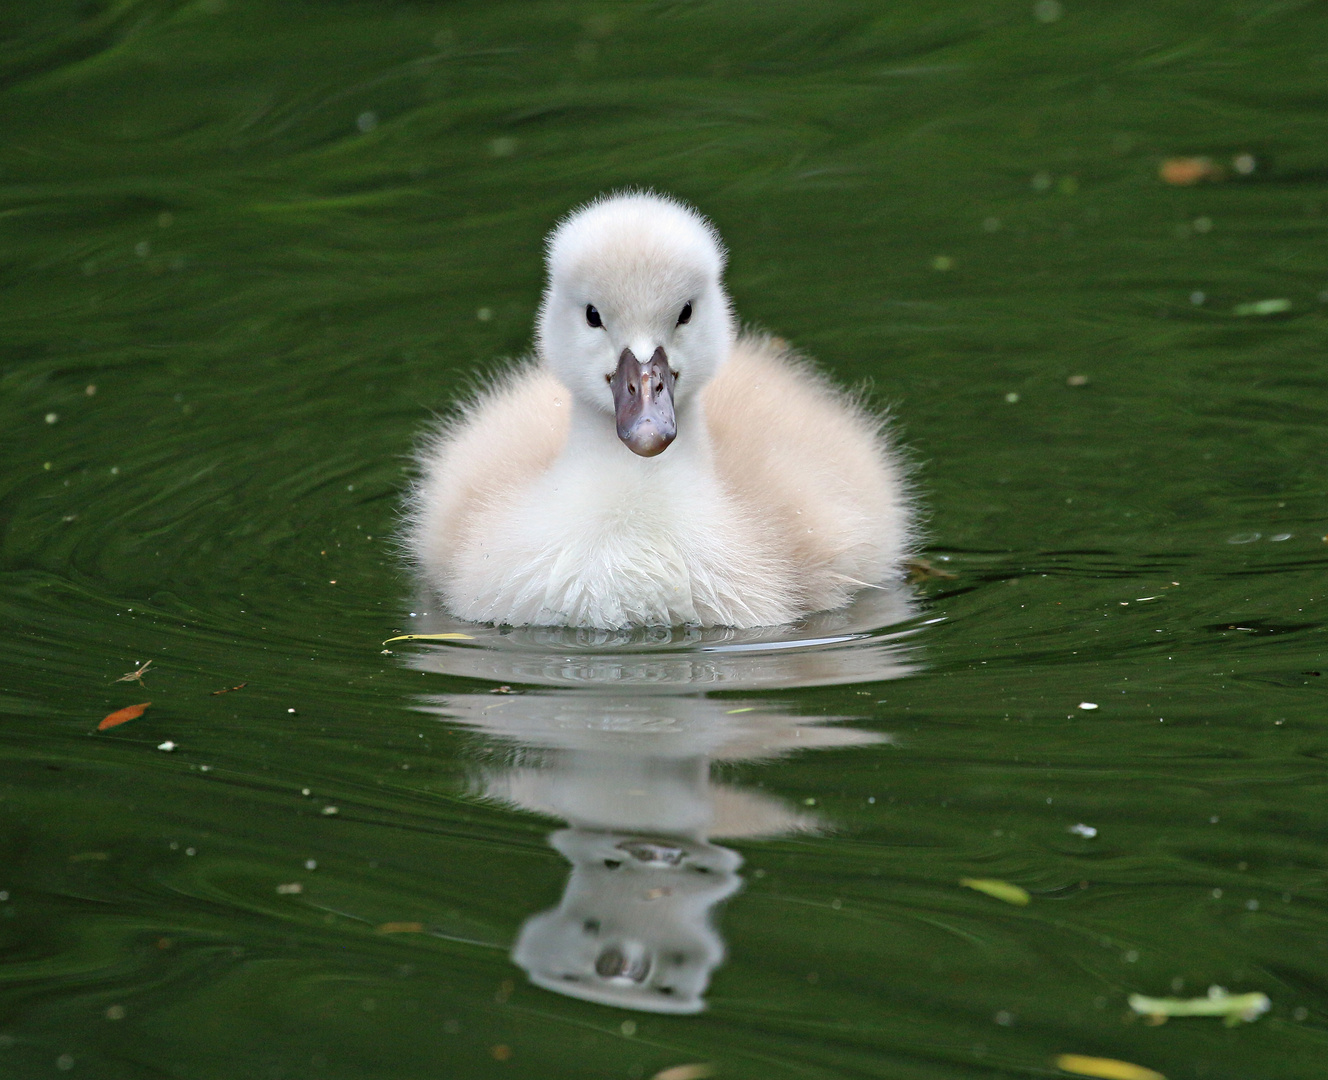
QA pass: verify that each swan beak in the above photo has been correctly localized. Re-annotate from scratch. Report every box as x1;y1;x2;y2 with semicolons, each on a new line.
610;346;676;457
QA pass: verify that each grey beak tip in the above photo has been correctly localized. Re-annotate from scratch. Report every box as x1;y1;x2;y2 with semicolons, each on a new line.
610;346;677;456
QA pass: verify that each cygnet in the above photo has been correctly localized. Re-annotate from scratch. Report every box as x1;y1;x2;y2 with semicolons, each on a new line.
406;192;914;628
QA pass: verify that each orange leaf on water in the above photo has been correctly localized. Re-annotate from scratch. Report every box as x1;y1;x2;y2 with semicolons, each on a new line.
1158;157;1223;186
99;702;151;730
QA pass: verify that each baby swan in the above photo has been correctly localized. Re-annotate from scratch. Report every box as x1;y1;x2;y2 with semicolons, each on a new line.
407;192;913;629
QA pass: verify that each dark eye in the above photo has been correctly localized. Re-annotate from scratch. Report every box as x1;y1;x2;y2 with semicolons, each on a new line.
677;301;692;325
586;304;602;328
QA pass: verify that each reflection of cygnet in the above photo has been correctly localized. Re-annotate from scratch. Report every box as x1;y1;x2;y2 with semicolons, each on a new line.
419;692;888;1013
512;830;741;1014
401;580;919;692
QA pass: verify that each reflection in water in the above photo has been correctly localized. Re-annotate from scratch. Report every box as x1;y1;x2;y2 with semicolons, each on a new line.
407;585;919;1012
404;585;922;691
417;693;890;1013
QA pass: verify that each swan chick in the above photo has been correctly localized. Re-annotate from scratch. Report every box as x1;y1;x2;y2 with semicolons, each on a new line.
407;192;913;629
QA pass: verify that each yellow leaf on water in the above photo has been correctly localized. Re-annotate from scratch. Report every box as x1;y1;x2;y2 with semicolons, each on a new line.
960;878;1030;906
652;1066;715;1080
1056;1054;1164;1080
381;633;475;644
376;922;426;934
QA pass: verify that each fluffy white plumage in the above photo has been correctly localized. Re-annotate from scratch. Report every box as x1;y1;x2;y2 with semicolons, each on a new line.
406;192;914;629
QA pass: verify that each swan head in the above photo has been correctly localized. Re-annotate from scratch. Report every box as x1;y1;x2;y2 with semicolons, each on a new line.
536;192;735;457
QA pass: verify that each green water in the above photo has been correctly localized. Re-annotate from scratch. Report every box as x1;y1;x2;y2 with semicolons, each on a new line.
4;1;1328;1076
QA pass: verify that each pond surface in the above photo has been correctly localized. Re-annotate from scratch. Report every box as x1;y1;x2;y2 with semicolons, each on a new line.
3;2;1328;1078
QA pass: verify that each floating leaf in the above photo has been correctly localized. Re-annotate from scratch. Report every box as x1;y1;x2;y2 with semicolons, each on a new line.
960;878;1030;906
906;557;958;581
114;660;152;685
1158;157;1222;186
98;702;151;730
1056;1054;1164;1080
377;921;426;934
1232;298;1291;317
382;633;475;644
1128;987;1270;1025
653;1067;716;1080
210;682;247;696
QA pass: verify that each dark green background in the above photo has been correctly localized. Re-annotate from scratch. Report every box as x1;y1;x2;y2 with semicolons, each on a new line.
2;1;1327;1077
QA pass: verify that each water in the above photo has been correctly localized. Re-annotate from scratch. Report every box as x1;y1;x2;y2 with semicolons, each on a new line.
3;2;1328;1077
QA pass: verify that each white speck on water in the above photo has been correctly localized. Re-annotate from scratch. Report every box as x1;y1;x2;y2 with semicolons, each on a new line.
57;1054;75;1071
1246;899;1259;910
1193;216;1213;233
305;859;317;870
287;708;296;714
199;764;211;772
1033;0;1062;23
1068;823;1098;838
476;307;493;322
1270;533;1291;542
322;806;339;816
301;788;311;796
157;741;176;752
994;1009;1014;1026
1124;949;1139;963
1078;702;1098;710
276;882;303;895
1233;153;1256;175
1212;888;1223;898
356;110;378;133
1190;290;1206;305
85;384;97;396
45;412;58;424
1004;392;1019;403
185;847;196;856
1227;532;1260;544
